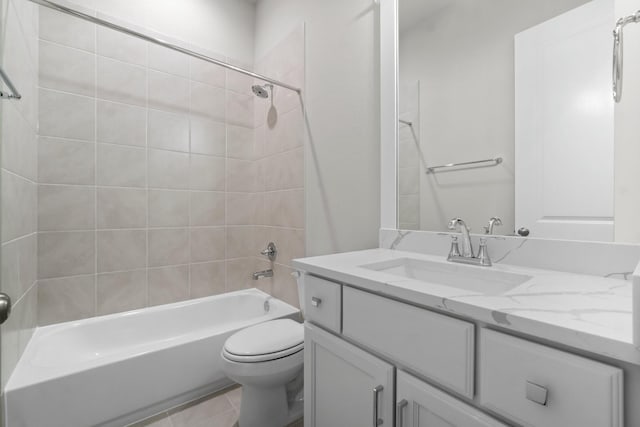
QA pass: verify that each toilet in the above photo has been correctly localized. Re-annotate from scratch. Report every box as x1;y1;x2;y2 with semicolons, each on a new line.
221;279;305;427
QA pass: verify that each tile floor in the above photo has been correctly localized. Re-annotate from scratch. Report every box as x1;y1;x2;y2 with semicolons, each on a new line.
131;385;303;427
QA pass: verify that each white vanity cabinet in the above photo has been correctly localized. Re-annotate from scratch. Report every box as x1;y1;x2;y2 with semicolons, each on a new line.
304;322;394;427
302;273;625;427
396;371;507;427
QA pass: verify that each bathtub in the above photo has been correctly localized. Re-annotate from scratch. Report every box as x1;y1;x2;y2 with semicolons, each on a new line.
4;288;299;427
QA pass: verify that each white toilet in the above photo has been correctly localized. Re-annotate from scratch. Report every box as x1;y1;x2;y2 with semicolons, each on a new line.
221;281;305;427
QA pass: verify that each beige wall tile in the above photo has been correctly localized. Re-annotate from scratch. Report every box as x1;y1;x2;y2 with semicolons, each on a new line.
148;228;189;267
97;187;147;229
39;89;95;141
189;261;225;298
225;258;255;292
97;26;147;66
149;190;189;227
189;154;225;191
190;191;225;226
38;184;95;231
226;125;255;160
97;270;147;315
148;44;189;77
272;264;300;309
39;40;95;97
97;143;147;187
264;148;303;191
2;105;37;181
148;265;189;306
225;91;254;127
226;69;253;97
226;193;263;225
190;117;226;156
97;56;147;107
263;189;304;228
227;159;257;193
97;100;147;147
38;231;95;279
148;149;190;189
38;275;95;325
190;82;225;121
226;226;257;259
2;233;37;301
38;137;95;185
2;171;37;243
148;110;189;152
148;70;190;113
97;230;146;273
190;57;225;88
39;7;95;52
190;227;225;263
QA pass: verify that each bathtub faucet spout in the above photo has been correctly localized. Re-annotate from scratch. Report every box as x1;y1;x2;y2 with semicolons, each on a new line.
252;269;273;280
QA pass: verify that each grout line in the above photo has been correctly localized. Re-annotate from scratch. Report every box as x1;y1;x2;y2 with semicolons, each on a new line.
92;8;99;318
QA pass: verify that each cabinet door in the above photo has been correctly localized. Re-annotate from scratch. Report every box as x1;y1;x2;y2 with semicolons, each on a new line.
304;323;394;427
396;371;507;427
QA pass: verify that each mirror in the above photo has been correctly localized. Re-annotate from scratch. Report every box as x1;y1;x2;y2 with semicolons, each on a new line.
396;0;618;241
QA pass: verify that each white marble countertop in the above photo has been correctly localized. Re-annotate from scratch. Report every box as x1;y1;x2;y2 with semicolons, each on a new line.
292;248;640;365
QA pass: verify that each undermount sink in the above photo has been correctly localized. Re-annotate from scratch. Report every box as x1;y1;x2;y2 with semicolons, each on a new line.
360;258;532;295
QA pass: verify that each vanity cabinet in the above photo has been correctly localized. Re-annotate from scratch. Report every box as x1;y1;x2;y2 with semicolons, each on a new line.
396;371;507;427
302;274;624;427
304;322;394;427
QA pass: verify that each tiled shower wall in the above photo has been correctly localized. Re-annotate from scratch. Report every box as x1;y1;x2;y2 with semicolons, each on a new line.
36;6;305;325
0;0;39;388
398;81;421;230
250;26;305;308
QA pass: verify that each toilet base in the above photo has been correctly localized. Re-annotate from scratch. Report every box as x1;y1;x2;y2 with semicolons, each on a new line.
237;372;303;427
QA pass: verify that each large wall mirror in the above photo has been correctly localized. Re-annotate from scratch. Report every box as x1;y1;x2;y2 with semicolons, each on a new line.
393;0;639;242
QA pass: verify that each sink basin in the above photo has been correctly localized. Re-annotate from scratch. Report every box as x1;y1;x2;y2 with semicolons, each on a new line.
360;258;532;295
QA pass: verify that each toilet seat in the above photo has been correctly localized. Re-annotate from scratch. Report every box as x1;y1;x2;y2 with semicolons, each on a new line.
223;319;303;363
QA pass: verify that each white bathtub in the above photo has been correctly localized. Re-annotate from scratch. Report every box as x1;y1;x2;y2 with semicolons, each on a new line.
4;288;299;427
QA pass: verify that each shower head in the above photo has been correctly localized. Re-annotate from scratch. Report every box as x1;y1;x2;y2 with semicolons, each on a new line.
252;83;273;99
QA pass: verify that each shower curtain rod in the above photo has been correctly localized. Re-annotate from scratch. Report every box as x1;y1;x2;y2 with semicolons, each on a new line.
27;0;302;94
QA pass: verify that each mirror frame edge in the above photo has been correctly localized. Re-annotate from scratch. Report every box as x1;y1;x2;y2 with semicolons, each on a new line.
380;0;399;230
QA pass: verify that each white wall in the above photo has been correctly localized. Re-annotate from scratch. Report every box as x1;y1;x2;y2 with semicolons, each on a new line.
255;0;381;256
615;0;640;243
71;0;256;64
398;0;588;234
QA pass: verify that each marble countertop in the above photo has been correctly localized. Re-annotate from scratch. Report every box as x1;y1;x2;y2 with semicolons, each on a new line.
292;248;640;365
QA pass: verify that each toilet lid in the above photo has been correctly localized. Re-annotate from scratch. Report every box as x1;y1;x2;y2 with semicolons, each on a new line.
223;319;304;362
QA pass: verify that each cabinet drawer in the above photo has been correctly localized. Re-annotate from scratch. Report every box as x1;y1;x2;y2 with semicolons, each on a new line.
303;275;341;333
342;287;475;398
479;329;623;427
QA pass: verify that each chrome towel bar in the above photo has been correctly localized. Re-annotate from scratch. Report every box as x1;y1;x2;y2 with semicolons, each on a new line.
0;66;22;100
426;157;503;174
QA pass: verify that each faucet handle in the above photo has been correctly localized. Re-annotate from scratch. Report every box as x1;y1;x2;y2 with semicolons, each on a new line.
477;237;492;266
447;235;461;260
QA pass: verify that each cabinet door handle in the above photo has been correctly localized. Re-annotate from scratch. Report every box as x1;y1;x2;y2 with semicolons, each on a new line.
396;399;408;427
373;385;384;426
311;296;322;307
525;381;548;406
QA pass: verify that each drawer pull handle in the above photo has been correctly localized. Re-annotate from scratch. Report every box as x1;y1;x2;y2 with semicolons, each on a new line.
396;399;408;427
311;296;322;307
373;385;384;426
525;381;548;406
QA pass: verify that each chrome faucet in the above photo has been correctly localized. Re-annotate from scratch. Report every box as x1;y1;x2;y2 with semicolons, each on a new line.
447;218;473;257
484;217;502;235
447;218;492;267
252;269;273;280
